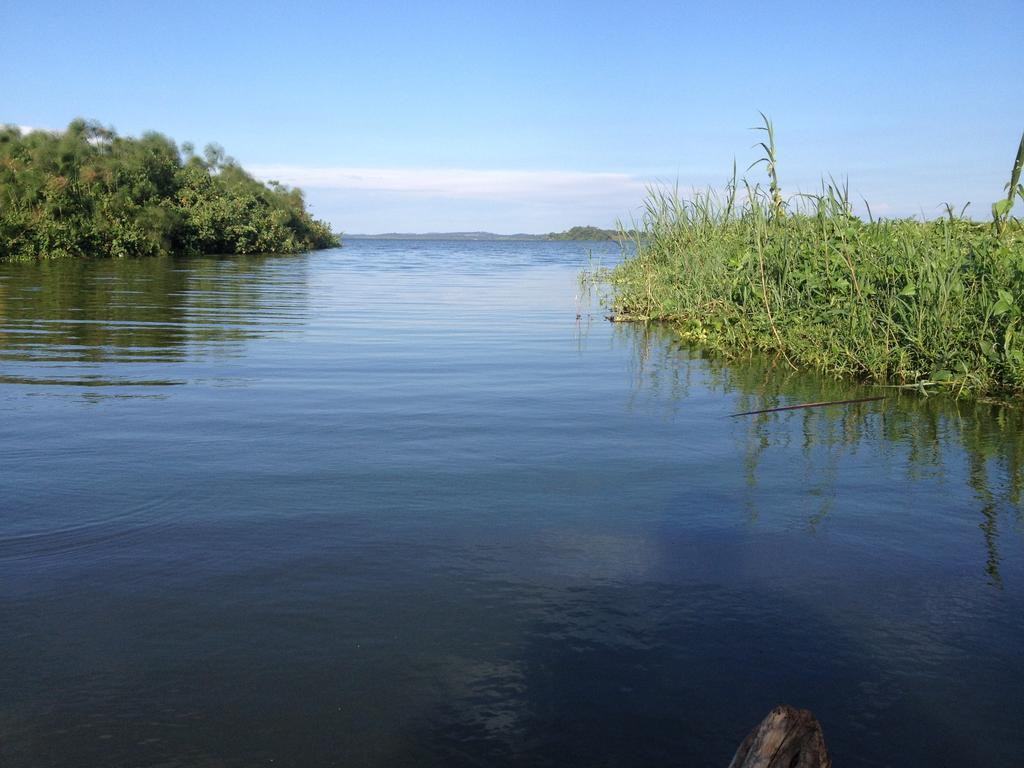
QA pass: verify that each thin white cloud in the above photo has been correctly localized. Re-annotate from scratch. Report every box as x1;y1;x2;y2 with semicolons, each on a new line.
247;164;653;203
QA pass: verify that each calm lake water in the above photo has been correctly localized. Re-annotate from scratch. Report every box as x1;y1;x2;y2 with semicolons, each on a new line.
1;240;1022;767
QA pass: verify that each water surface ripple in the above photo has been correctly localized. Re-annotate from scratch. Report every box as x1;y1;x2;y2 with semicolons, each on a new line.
1;241;1022;767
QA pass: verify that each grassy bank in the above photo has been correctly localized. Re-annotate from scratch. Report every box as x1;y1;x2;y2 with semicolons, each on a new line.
608;118;1024;399
0;121;338;261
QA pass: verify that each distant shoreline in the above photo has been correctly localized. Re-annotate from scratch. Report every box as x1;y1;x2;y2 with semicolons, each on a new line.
346;226;628;242
346;232;550;241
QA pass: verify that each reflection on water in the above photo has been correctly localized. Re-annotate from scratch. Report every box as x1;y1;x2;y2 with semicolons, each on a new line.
622;322;1024;587
1;242;1022;768
0;254;309;390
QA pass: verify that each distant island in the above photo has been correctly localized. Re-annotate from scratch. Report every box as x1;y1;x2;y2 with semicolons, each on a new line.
0;121;338;261
547;225;624;241
348;226;629;242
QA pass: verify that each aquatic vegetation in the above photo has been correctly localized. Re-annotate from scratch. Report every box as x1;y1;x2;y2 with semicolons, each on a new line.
0;120;339;261
609;118;1024;398
620;321;1024;584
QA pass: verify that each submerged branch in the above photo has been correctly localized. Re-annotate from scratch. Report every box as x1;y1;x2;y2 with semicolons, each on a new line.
730;395;886;418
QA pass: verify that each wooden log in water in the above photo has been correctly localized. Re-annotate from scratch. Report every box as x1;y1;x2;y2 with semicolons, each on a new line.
727;705;831;768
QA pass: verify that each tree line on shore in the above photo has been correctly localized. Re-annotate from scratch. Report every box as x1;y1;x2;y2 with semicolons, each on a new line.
0;120;338;261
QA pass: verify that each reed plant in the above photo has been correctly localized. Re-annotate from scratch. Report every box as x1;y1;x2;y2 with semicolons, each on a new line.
609;121;1024;398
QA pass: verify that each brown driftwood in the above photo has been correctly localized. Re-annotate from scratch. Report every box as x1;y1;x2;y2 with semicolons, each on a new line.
727;705;831;768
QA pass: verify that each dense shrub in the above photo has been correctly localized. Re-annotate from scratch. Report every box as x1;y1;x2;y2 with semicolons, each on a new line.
0;120;339;261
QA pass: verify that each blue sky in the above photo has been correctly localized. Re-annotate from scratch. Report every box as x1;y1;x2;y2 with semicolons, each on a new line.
3;0;1022;232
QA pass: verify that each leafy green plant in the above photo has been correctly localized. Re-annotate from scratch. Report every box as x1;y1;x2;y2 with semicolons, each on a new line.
993;130;1024;235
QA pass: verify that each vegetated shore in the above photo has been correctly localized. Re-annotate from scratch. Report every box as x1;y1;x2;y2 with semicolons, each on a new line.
605;118;1024;400
0;121;338;261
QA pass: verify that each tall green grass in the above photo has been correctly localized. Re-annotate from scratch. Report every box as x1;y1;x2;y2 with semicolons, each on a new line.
609;119;1024;399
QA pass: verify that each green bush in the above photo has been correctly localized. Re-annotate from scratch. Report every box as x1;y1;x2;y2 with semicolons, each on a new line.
0;120;339;261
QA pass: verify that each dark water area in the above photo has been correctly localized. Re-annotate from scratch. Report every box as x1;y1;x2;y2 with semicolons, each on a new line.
1;241;1022;767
